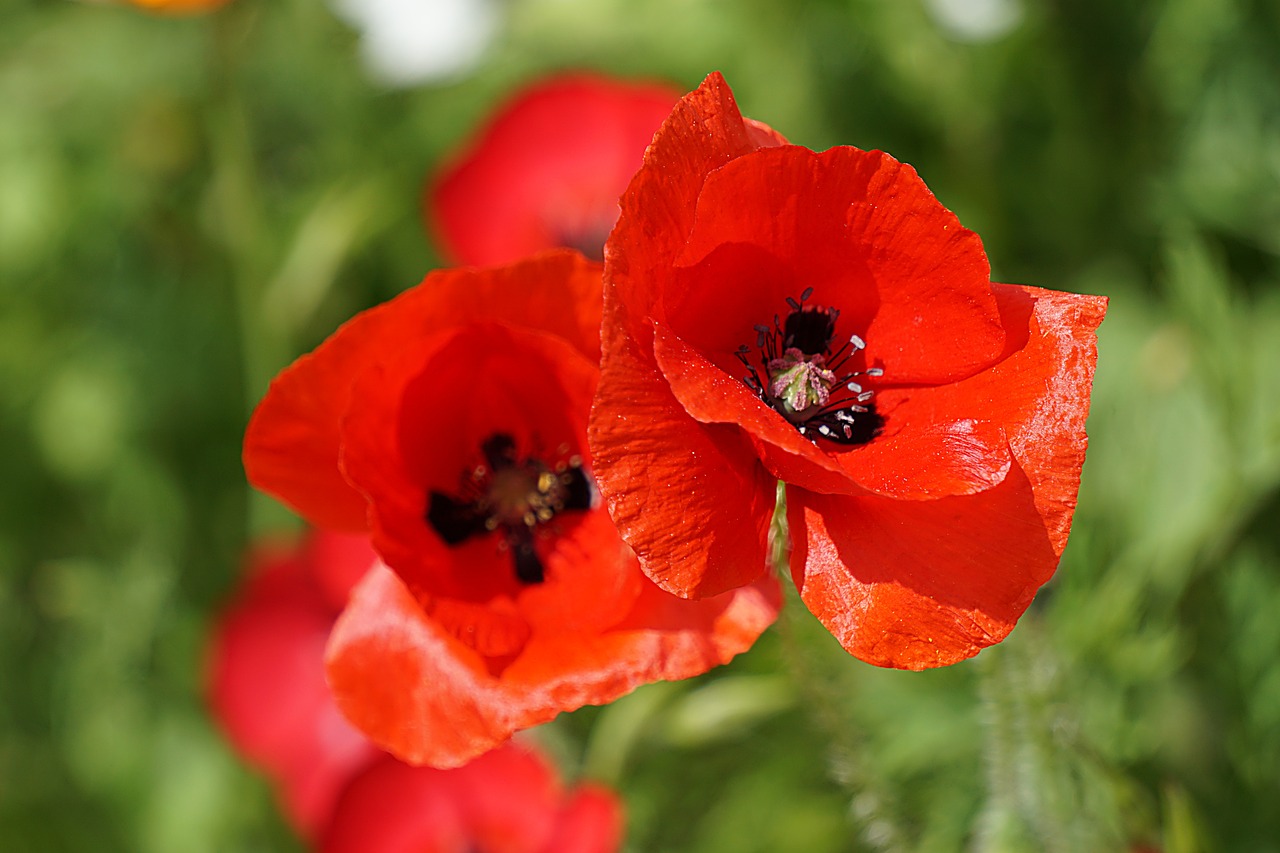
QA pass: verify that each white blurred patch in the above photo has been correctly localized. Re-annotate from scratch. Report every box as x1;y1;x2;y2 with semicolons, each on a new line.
330;0;501;86
924;0;1023;43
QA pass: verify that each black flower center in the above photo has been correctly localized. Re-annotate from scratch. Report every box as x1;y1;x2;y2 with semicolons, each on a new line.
735;288;885;445
425;433;594;584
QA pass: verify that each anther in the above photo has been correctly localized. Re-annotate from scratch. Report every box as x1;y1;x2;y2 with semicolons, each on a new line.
736;292;886;447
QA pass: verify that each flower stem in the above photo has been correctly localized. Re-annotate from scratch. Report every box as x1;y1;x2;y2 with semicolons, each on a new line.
772;483;907;853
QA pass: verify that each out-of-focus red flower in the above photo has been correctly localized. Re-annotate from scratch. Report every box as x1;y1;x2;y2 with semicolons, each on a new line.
207;530;382;837
429;74;679;266
588;73;1107;671
210;530;624;850
323;743;622;853
243;250;780;767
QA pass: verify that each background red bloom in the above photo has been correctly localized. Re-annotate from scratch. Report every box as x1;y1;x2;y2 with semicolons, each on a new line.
323;744;623;853
209;532;622;851
429;74;679;266
207;530;381;837
589;73;1107;670
243;251;780;767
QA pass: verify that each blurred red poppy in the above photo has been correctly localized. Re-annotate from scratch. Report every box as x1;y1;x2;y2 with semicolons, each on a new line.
323;744;622;853
243;250;780;767
588;73;1107;670
207;530;381;837
430;74;679;266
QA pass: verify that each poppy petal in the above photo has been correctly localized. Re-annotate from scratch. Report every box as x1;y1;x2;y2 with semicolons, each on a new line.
303;530;381;612
995;285;1106;552
322;746;612;853
326;565;780;768
608;72;779;323
432;74;679;266
547;786;625;853
321;755;472;853
851;284;1106;543
589;320;777;598
243;253;604;531
326;566;516;768
669;145;1005;385
787;460;1059;670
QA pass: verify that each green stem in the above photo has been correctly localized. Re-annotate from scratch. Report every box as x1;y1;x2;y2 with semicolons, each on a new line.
772;484;906;853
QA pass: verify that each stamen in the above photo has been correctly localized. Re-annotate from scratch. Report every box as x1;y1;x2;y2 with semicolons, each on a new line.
425;433;596;584
737;292;885;446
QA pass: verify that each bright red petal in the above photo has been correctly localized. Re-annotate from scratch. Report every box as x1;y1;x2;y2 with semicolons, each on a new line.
856;285;1106;548
244;254;604;531
923;285;1106;553
608;72;783;327
667;146;1004;384
432;74;679;266
589;315;777;598
788;461;1059;670
502;573;782;693
326;566;513;768
326;565;779;768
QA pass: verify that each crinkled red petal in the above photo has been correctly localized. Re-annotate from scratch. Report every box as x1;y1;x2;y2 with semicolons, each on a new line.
589;313;777;598
432;75;679;266
206;542;378;836
607;72;784;328
788;460;1058;670
326;566;507;768
244;253;604;531
866;284;1107;552
667;145;1004;384
326;565;779;767
786;285;1104;668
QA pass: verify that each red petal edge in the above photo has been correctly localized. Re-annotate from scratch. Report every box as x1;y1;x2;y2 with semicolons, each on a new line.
326;565;781;767
788;285;1105;668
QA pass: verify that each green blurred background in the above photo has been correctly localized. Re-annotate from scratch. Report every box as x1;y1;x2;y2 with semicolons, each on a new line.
2;0;1279;850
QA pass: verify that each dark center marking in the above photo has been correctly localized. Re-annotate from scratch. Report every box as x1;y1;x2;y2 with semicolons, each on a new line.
735;287;885;445
426;433;594;584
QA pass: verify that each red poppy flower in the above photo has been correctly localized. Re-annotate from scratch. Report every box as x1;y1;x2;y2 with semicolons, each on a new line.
243;250;781;767
430;74;679;266
207;530;381;837
588;73;1107;670
323;743;622;853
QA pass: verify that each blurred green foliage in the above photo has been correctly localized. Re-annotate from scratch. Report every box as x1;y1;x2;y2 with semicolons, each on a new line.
2;0;1279;850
